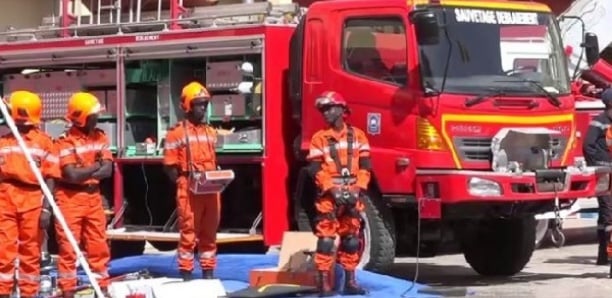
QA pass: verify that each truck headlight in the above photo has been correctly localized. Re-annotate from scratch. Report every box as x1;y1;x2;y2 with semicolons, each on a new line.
468;177;502;197
596;173;610;193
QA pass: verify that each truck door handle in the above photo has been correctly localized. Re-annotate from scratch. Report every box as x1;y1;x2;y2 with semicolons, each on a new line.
396;157;410;167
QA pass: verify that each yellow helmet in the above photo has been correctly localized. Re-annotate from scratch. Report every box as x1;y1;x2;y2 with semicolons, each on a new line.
180;81;210;112
7;90;42;125
66;92;101;127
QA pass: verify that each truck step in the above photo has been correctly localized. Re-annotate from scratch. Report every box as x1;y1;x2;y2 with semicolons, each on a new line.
106;228;263;244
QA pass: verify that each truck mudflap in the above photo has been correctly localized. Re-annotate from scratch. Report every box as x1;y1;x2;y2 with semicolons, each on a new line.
414;165;612;205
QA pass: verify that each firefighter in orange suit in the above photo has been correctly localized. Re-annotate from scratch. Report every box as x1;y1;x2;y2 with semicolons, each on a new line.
307;91;370;296
583;88;612;267
0;91;60;298
54;92;112;297
163;81;221;281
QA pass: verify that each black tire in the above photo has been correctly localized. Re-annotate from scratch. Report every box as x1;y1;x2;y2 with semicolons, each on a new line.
459;217;536;276
293;188;396;272
358;192;396;272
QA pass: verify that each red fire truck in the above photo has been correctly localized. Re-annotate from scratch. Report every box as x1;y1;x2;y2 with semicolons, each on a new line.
0;0;609;276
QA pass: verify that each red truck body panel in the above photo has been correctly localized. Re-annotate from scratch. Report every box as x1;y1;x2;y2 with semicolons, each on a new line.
0;0;607;250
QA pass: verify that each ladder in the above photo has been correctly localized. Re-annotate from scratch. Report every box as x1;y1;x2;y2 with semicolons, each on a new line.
1;0;303;42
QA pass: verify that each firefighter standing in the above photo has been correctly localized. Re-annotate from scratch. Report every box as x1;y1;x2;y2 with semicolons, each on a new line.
307;91;370;296
0;91;60;298
583;88;612;266
54;92;112;297
163;81;221;281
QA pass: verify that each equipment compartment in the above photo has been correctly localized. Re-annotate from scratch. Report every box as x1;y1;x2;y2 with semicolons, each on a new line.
205;60;244;91
217;128;262;152
210;94;247;117
1;65;121;152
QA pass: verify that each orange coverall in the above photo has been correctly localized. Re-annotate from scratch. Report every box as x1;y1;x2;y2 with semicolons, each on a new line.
307;124;371;272
0;128;60;296
164;120;221;272
54;127;112;292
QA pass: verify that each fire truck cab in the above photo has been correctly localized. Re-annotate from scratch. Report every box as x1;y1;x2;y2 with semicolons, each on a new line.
0;0;608;277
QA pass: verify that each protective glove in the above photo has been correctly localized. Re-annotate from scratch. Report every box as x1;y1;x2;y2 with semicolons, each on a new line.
39;209;52;229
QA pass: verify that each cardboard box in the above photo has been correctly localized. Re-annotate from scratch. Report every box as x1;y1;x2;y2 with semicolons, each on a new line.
249;232;335;288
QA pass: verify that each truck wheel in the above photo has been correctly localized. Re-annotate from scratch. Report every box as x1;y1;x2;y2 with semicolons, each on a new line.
357;192;396;272
459;217;536;276
534;219;550;249
293;191;396;273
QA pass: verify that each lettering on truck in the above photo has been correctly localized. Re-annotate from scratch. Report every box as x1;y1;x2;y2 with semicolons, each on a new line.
135;35;160;42
454;8;539;25
84;38;104;46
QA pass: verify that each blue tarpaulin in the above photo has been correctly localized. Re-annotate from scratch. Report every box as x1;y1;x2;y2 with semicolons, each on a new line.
82;254;436;297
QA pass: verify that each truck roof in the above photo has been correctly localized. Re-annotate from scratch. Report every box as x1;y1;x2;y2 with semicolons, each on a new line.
412;0;551;12
0;1;299;58
0;0;553;55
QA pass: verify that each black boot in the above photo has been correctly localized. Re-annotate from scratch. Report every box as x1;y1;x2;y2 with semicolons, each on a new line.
598;229;609;265
343;270;366;295
180;269;193;281
202;269;214;279
317;270;334;297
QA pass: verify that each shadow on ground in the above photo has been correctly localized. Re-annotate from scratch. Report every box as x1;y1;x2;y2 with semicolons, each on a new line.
382;261;609;297
385;228;604;297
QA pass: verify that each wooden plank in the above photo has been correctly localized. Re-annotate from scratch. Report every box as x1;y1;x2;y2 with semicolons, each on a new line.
106;228;263;244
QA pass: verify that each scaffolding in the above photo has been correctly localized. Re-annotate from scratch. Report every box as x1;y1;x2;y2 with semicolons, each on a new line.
0;0;302;42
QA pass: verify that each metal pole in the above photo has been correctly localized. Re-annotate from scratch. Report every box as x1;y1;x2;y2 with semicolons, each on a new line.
0;99;105;298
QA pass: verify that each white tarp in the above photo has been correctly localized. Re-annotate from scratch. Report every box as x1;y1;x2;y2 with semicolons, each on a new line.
558;0;612;74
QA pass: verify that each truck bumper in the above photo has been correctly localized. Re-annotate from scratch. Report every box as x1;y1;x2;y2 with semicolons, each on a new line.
414;166;612;219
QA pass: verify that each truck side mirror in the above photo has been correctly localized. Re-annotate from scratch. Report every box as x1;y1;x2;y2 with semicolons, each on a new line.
583;32;600;66
410;9;439;45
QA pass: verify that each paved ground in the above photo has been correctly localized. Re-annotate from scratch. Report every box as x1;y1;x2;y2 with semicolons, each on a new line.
386;222;612;298
141;220;612;297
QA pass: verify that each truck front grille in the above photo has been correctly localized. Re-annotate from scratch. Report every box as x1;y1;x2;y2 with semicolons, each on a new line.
452;137;568;163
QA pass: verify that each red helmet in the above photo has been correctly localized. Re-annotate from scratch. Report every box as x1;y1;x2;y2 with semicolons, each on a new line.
315;91;349;113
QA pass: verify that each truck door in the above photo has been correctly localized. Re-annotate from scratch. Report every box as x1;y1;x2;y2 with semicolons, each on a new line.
293;0;416;192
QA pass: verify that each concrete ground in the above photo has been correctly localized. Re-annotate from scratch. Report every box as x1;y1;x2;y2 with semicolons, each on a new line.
387;220;612;298
140;220;612;297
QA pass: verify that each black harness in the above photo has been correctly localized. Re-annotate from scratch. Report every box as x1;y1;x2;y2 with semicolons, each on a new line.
326;125;355;182
324;125;361;219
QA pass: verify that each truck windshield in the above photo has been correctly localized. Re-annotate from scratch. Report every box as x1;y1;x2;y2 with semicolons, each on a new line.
418;7;570;95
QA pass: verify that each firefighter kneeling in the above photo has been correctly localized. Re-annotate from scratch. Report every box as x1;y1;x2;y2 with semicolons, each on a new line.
307;91;370;296
54;92;112;297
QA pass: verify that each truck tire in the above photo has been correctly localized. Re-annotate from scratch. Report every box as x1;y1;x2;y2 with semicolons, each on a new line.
459;217;536;276
294;190;396;273
357;192;396;272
